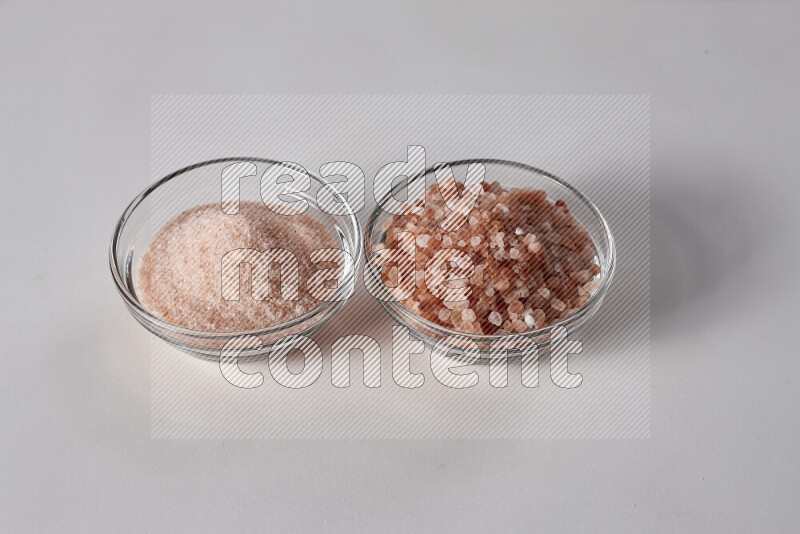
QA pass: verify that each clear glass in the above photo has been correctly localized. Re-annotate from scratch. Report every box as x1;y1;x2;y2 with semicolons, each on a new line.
109;158;362;360
364;159;616;358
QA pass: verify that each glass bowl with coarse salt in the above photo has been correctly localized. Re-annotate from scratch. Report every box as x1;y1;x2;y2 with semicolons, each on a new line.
364;159;615;358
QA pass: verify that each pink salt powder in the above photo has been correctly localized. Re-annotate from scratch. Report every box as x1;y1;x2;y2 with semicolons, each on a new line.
136;201;338;332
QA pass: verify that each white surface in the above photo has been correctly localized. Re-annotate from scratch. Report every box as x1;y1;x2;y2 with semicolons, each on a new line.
1;0;799;532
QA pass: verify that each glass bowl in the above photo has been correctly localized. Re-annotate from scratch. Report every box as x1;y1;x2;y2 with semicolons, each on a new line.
364;159;615;358
110;157;362;360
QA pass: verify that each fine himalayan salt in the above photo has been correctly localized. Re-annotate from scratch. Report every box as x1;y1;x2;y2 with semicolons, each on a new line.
136;201;338;332
381;180;601;335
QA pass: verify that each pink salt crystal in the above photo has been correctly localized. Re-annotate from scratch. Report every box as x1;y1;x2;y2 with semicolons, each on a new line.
509;247;521;259
523;314;536;328
136;201;338;332
386;265;399;287
470;235;482;247
416;234;431;248
494;278;510;291
584;277;601;293
462;308;477;322
492;232;505;248
438;308;451;323
511;319;526;332
457;240;467;248
461;321;483;334
532;309;546;325
471;266;485;287
551;298;566;312
488;311;502;326
443;299;469;310
508;299;524;314
528;242;542;253
537;287;550;299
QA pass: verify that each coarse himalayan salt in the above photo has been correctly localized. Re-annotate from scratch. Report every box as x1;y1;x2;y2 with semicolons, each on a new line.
382;180;601;335
136;202;338;332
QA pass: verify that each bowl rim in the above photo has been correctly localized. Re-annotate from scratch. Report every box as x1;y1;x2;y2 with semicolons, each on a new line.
109;156;363;339
364;158;616;342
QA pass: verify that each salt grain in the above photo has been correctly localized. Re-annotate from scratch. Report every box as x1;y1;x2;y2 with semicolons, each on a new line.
537;287;550;299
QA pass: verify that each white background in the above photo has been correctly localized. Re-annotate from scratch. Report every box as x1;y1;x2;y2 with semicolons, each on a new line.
1;1;798;532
